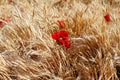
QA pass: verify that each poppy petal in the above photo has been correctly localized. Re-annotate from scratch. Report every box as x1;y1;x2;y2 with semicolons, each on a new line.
0;21;3;28
52;30;70;49
59;38;70;49
104;14;111;22
52;33;59;40
59;30;68;37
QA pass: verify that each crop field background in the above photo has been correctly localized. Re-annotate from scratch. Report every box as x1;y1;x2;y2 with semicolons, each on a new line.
0;0;120;80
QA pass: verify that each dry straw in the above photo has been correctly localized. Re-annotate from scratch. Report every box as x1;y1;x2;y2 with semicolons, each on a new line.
0;0;120;80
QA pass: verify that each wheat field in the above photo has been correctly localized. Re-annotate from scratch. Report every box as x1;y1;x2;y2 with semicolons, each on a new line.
0;0;120;80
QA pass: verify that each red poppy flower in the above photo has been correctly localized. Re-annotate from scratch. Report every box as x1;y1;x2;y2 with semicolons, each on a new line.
52;30;68;40
104;13;111;22
59;37;70;48
57;20;65;28
0;21;3;28
52;30;70;49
